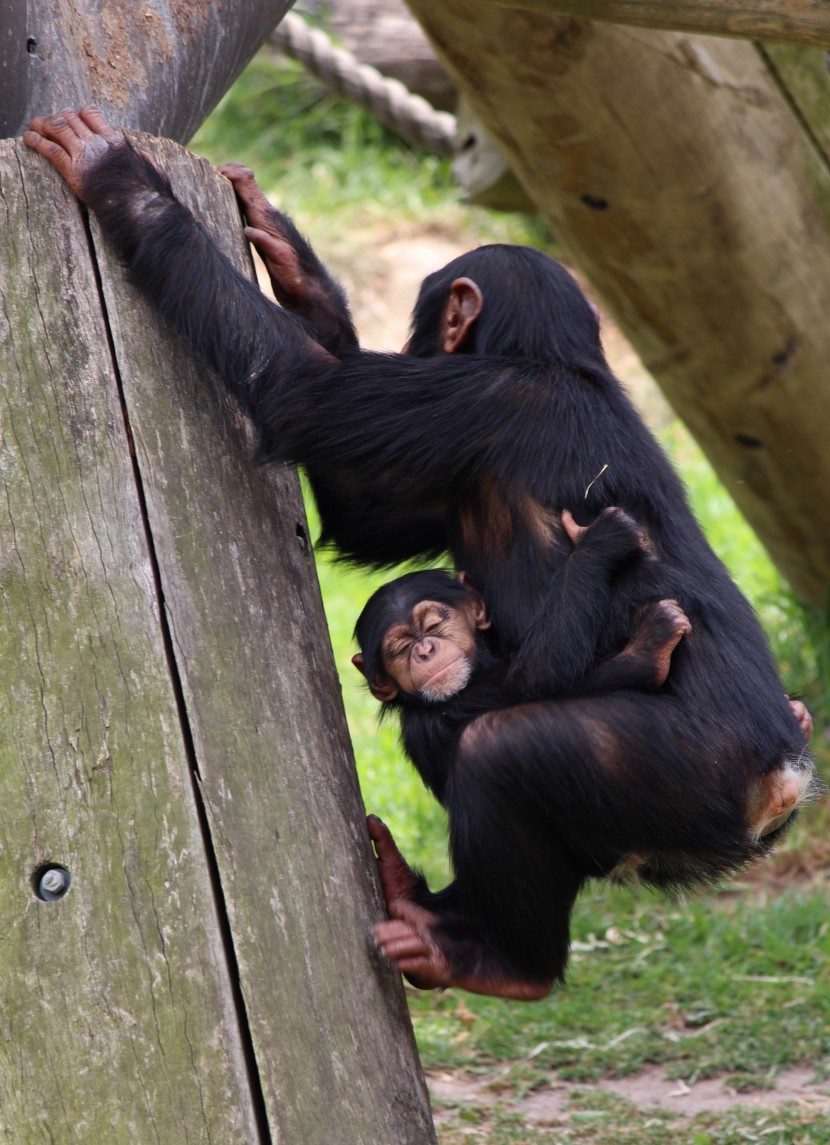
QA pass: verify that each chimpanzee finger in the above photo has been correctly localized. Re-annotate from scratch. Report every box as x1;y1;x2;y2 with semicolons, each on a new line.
560;508;588;546
243;228;300;272
367;814;420;907
375;920;429;961
218;162;254;180
22;128;75;179
219;163;261;202
789;698;813;742
77;105;124;145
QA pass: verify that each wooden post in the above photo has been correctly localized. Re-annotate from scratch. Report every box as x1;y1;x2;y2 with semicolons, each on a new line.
0;136;436;1142
405;0;830;608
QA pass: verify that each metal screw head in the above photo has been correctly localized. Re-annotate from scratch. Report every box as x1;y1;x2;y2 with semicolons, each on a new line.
38;867;70;901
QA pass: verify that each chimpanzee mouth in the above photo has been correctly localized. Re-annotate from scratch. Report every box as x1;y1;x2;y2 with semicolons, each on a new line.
418;657;473;703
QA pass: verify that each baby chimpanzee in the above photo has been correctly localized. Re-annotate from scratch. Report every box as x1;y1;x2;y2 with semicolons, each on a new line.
355;509;697;998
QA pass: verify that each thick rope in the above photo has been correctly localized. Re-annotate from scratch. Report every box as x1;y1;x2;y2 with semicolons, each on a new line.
271;11;457;157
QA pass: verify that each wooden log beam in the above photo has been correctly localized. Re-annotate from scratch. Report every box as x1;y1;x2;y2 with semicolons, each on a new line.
487;0;830;48
406;0;830;607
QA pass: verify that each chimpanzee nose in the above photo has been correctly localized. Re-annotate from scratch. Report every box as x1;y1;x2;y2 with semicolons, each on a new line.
412;638;437;661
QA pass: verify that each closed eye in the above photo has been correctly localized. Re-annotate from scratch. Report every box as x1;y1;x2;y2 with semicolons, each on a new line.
386;640;413;662
424;606;452;635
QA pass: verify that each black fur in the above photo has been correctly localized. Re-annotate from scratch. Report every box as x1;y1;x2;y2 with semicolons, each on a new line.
80;145;814;985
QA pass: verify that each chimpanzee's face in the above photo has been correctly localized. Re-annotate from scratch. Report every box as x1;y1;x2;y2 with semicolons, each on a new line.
381;599;481;702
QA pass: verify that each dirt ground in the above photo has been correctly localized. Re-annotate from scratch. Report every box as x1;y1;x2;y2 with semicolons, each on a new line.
428;1063;830;1123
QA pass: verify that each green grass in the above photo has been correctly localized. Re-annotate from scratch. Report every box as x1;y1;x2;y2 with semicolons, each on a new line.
432;1095;830;1145
410;881;830;1081
197;55;830;1144
192;53;452;218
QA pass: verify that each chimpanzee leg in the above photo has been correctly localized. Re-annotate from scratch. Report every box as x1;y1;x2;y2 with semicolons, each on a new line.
369;816;559;999
581;599;691;692
508;507;649;697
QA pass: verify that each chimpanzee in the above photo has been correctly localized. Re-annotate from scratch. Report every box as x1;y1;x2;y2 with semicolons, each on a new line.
24;109;815;998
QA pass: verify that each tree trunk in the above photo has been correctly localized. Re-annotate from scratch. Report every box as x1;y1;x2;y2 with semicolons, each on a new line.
0;0;292;141
0;136;436;1144
485;0;830;47
405;1;830;608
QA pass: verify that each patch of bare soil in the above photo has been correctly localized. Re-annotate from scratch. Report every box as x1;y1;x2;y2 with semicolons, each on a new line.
427;1064;830;1123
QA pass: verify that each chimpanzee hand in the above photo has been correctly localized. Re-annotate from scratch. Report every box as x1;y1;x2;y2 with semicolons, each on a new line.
23;107;126;201
220;162;358;355
219;163;310;307
789;698;813;742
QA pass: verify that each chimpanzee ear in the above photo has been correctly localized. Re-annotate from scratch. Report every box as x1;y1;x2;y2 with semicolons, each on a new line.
456;571;492;630
352;653;399;701
472;597;492;630
442;277;483;353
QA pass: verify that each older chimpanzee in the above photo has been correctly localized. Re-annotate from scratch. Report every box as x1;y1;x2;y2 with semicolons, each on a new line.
24;109;814;998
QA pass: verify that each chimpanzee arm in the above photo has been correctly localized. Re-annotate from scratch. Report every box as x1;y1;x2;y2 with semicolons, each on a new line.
26;110;641;572
220;162;359;357
83;146;337;388
25;108;337;406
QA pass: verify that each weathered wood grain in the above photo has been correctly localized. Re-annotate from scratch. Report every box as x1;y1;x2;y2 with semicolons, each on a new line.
405;1;830;607
1;0;292;142
0;140;259;1142
0;137;436;1142
92;133;435;1144
487;0;830;48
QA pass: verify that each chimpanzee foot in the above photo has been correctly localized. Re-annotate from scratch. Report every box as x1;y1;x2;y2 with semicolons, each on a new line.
375;908;552;999
628;599;692;687
368;815;451;990
374;908;454;992
368;814;422;902
368;816;552;1000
